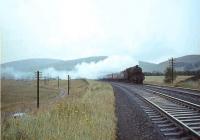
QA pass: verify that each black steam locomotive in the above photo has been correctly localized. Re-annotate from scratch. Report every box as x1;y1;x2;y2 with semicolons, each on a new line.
108;65;145;84
124;65;145;84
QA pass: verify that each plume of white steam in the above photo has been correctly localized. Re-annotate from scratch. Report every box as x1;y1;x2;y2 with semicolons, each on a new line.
72;55;137;79
1;55;137;79
1;67;33;79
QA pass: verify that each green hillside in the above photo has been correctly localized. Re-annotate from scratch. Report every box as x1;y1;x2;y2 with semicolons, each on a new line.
139;55;200;73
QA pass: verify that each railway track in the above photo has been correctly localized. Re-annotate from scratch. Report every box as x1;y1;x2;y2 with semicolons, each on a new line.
144;84;200;98
113;83;200;139
120;82;200;105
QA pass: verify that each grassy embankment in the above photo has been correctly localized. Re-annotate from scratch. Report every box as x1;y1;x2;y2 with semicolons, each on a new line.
144;76;200;90
2;79;116;140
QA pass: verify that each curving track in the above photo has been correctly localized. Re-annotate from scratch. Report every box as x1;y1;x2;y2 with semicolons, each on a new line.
145;84;200;96
144;84;200;105
112;82;200;140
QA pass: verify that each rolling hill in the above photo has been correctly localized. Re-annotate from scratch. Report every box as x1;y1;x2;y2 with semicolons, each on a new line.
1;56;107;79
139;55;200;73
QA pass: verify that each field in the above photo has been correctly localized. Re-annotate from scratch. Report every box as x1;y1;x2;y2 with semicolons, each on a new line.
144;75;200;90
1;79;116;140
1;79;69;113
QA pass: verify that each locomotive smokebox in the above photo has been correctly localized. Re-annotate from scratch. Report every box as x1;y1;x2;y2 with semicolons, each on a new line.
124;65;145;84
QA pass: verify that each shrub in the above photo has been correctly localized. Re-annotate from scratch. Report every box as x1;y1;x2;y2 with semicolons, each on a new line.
164;67;177;83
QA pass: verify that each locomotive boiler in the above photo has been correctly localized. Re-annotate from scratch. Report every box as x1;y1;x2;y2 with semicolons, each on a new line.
105;65;145;84
124;65;145;84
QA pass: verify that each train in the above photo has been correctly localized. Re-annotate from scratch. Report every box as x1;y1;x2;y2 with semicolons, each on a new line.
106;65;145;84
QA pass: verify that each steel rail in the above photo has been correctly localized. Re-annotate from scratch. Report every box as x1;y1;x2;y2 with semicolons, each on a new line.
113;83;200;138
137;93;200;138
144;88;200;111
144;84;200;97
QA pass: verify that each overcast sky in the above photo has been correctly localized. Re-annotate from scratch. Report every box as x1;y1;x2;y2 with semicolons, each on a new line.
1;0;200;64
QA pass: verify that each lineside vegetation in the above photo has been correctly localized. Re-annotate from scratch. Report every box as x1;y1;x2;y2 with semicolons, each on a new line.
144;75;200;90
2;80;116;140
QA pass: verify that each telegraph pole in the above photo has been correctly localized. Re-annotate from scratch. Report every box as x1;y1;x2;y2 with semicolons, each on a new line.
68;75;70;95
171;57;174;84
58;76;60;88
35;71;42;109
169;58;175;84
37;71;39;108
44;76;47;85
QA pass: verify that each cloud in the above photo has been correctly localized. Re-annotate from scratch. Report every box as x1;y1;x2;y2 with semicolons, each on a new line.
1;0;200;63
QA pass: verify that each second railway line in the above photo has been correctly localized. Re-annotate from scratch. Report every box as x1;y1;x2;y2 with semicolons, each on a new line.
144;84;200;98
143;84;200;105
112;82;200;139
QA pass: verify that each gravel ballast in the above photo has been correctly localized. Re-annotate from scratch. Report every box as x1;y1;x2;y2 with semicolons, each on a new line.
113;84;164;140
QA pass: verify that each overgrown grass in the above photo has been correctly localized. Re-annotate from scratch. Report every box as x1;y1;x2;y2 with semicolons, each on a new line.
175;80;200;90
2;80;116;140
1;80;60;112
144;76;200;90
144;76;192;85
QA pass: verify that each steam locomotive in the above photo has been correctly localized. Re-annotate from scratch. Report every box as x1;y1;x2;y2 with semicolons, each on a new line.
107;65;145;84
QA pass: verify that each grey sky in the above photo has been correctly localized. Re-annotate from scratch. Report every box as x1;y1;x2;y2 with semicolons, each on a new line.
1;0;200;64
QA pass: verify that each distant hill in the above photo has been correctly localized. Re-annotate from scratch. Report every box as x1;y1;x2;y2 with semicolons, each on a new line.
1;56;107;79
139;55;200;73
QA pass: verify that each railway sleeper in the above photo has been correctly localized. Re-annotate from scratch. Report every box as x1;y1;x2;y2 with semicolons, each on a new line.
165;109;192;113
184;122;200;127
148;115;163;119
172;113;200;117
146;112;160;116
158;123;175;128
191;127;200;131
160;104;182;107
181;119;200;123
168;112;198;115
170;112;199;115
167;109;198;113
154;120;171;124
160;127;180;133
151;117;167;121
163;107;193;111
177;116;200;120
163;130;185;138
161;107;187;110
164;107;189;110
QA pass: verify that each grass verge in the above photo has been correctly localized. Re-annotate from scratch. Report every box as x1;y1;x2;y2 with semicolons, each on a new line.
1;80;60;112
175;79;200;90
2;80;116;140
144;76;200;90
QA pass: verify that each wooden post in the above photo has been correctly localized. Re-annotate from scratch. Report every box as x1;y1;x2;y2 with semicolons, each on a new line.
58;76;59;88
171;58;174;84
37;71;39;109
68;75;70;95
44;76;46;85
